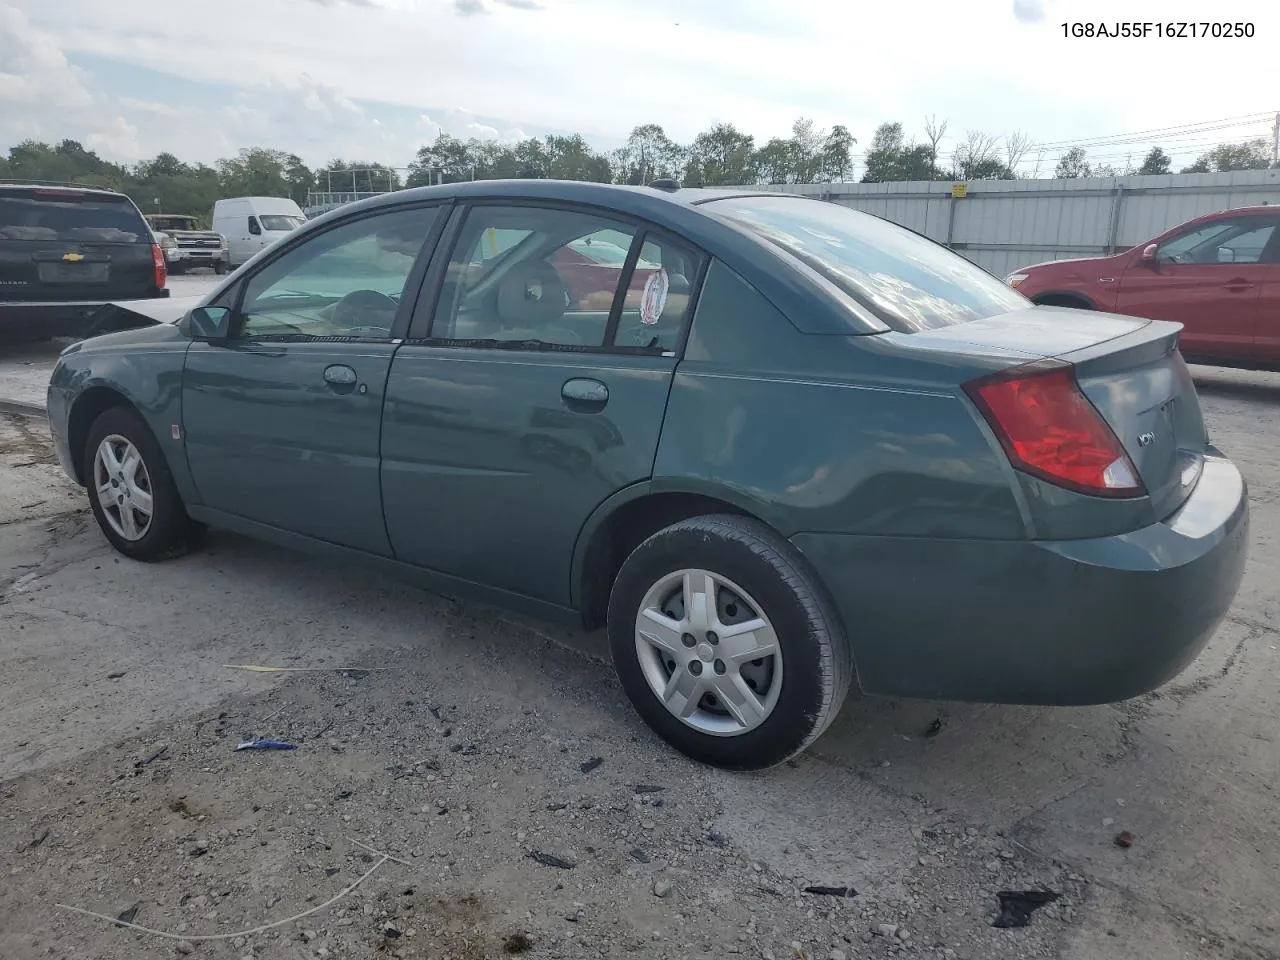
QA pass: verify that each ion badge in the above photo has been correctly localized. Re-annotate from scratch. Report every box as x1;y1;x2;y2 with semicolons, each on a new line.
639;269;669;326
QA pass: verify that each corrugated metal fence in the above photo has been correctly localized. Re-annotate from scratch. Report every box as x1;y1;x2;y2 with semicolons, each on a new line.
738;169;1280;278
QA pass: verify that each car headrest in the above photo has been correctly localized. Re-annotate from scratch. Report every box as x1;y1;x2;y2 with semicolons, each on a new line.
496;260;567;327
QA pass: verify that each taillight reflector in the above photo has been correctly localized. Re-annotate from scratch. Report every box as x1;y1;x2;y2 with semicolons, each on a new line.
151;242;167;289
965;363;1144;498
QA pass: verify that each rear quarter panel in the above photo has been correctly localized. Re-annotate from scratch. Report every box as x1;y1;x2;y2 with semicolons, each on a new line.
653;259;1029;540
48;324;197;501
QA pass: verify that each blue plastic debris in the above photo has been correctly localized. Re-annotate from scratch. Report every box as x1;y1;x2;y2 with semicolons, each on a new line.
234;739;297;752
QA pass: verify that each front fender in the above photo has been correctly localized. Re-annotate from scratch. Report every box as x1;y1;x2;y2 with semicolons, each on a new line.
51;330;198;503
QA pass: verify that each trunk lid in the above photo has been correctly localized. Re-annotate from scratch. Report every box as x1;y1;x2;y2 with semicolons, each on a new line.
917;306;1207;519
1;188;157;302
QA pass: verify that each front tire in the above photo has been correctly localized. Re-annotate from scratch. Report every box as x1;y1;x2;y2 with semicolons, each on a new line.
607;515;852;771
213;260;228;275
84;406;201;562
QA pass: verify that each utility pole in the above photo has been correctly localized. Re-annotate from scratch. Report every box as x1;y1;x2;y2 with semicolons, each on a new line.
1273;111;1279;165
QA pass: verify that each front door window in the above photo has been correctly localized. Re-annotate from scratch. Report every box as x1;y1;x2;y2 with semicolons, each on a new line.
238;207;439;340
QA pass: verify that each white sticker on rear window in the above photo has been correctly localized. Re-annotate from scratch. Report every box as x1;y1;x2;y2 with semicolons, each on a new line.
640;268;669;326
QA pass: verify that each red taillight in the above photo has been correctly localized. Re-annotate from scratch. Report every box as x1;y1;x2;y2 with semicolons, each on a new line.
965;363;1145;498
152;242;167;289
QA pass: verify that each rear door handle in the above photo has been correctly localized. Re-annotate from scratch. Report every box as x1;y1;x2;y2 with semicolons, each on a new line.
1223;279;1254;292
562;377;608;412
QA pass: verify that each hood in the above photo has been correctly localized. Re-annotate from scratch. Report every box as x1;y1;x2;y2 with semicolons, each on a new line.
82;295;204;336
1012;251;1130;276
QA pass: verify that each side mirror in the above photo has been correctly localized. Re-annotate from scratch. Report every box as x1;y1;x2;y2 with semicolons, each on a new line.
189;306;233;341
1140;243;1160;267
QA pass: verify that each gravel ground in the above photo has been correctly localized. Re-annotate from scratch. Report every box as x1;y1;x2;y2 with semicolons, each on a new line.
1;365;1278;960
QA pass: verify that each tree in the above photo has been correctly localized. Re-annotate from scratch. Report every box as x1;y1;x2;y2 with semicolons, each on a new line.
686;123;756;186
923;115;949;171
544;134;612;182
1005;131;1034;176
406;135;476;185
818;124;856;182
953;130;1014;180
861;122;942;182
613;124;684;185
216;148;298;198
1182;138;1272;173
1137;147;1171;175
753;137;795;184
1054;146;1092;179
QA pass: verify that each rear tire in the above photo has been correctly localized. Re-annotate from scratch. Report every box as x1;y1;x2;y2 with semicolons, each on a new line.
84;406;202;562
607;514;852;771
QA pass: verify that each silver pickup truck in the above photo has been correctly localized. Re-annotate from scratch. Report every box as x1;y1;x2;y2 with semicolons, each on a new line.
145;214;228;275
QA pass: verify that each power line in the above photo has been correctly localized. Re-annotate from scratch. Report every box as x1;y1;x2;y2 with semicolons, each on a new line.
1028;111;1276;150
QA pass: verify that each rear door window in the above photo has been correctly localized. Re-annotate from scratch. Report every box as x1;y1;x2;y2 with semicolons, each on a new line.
431;206;642;348
704;194;1028;332
0;191;147;243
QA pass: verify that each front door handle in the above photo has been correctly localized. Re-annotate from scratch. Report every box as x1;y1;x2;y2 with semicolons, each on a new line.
562;377;608;412
1223;279;1254;292
323;364;358;394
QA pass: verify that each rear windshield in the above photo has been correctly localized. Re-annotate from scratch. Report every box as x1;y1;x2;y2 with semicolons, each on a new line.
260;215;305;231
704;195;1028;332
0;191;147;243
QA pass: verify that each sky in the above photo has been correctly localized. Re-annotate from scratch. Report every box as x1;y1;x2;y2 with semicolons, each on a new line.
1;0;1277;176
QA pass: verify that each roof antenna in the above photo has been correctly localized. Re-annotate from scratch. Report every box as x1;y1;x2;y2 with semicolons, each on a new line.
647;178;680;192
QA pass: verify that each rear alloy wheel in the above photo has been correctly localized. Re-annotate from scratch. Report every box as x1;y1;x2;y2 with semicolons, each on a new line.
84;406;202;562
608;515;851;770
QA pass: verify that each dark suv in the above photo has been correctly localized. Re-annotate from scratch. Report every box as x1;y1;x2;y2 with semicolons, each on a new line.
1;183;168;341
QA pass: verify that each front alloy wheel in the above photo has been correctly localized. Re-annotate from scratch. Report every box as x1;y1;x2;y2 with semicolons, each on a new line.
84;405;202;562
93;434;154;541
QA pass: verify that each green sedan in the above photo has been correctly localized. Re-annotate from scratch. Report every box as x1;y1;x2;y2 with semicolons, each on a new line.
46;180;1249;770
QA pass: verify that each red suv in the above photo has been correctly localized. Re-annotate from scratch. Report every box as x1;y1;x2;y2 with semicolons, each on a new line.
1008;206;1280;369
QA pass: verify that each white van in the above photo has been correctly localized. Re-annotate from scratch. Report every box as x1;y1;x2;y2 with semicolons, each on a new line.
212;197;307;268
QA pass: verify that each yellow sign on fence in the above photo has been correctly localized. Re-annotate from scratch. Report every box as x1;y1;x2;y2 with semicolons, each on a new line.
951;183;968;199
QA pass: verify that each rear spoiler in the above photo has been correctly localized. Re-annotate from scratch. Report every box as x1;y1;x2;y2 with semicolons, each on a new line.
83;296;204;337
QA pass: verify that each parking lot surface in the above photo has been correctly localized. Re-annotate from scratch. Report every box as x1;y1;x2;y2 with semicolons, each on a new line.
0;275;220;408
0;364;1277;960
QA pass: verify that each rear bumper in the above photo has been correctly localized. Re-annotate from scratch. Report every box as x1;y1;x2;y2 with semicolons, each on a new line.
1;291;170;338
792;452;1250;705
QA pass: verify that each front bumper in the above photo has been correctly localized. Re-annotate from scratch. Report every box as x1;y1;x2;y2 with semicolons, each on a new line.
47;381;77;482
166;248;227;264
2;291;170;338
792;452;1250;705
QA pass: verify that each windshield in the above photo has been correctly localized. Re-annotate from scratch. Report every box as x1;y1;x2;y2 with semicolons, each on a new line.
260;214;305;231
705;195;1028;332
0;192;147;243
148;216;197;231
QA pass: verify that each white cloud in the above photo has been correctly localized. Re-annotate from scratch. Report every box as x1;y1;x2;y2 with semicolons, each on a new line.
1012;0;1045;22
